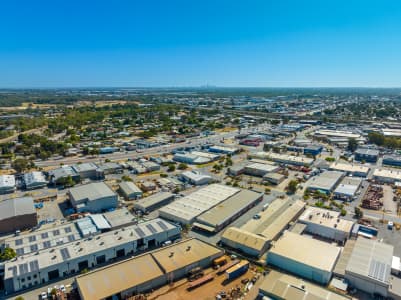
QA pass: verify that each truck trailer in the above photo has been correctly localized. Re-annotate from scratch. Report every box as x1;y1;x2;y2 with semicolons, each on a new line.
225;260;249;281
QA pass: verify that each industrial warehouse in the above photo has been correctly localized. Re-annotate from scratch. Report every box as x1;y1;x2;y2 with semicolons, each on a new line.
193;189;263;233
23;171;48;190
118;181;143;200
298;207;354;243
343;238;401;299
0;197;37;234
373;168;401;183
333;176;362;201
329;162;370;177
75;238;223;300
306;170;345;194
3;218;180;293
133;191;175;213
0;174;16;194
159;184;240;224
258;270;350;300
250;152;314;166
267;231;341;285
221;199;305;257
68;182;118;213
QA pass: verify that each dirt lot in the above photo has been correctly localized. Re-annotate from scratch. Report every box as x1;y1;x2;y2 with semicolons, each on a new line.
382;185;397;215
148;260;263;300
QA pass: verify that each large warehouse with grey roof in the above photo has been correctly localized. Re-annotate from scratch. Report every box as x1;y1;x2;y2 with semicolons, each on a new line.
0;197;37;234
68;182;118;213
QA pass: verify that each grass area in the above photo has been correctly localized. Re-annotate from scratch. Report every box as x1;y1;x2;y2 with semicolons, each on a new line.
137;170;164;177
215;127;237;133
196;162;215;168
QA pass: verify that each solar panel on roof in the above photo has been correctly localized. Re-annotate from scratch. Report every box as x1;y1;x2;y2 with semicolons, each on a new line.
43;241;51;249
8;266;17;276
60;248;70;261
28;236;36;242
41;232;49;239
67;235;75;242
29;260;39;272
53;229;60;236
30;244;38;252
64;227;72;233
15;239;23;246
157;220;168;230
134;227;146;238
18;263;29;275
146;224;158;234
368;260;390;283
16;248;24;256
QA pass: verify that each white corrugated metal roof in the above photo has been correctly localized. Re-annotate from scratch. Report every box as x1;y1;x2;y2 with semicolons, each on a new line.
346;238;393;284
90;214;111;230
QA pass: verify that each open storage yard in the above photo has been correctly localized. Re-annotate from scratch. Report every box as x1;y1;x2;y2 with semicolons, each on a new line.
145;256;263;300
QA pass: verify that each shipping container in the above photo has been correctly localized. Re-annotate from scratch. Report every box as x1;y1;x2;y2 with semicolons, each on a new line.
217;259;240;275
213;256;227;266
225;260;249;280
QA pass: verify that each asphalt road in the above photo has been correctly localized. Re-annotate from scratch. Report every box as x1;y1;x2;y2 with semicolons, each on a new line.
35;125;268;168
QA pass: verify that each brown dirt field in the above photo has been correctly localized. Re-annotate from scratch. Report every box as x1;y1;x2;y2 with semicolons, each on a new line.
148;264;262;300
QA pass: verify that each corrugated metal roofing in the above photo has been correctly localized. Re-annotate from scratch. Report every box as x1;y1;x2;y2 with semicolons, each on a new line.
346;238;393;284
0;197;35;221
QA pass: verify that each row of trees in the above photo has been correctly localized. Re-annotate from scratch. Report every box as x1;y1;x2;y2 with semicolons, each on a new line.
368;132;401;149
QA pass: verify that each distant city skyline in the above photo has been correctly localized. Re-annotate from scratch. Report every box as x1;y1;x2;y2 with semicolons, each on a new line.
1;1;401;88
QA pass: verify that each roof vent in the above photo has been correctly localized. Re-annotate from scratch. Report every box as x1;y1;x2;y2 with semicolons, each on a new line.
169;252;174;257
186;246;191;251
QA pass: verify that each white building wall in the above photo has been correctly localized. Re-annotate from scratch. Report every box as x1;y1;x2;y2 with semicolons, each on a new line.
345;272;388;297
268;252;332;284
301;221;348;242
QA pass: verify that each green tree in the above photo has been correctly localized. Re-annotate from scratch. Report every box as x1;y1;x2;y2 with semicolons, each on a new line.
167;164;176;172
213;164;222;172
286;180;298;194
0;247;16;261
121;175;133;182
12;158;31;173
354;207;363;219
225;156;233;167
177;163;188;170
56;175;75;187
89;148;100;156
347;138;358;152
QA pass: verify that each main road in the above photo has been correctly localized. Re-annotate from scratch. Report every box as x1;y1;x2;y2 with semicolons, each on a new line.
35;124;268;168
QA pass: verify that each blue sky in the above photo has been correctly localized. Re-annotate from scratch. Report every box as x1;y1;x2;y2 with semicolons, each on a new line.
1;0;401;87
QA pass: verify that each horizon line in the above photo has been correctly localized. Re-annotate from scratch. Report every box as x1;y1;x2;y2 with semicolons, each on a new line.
1;86;401;90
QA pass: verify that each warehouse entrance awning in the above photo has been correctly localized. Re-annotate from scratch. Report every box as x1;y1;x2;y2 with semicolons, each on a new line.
193;222;216;233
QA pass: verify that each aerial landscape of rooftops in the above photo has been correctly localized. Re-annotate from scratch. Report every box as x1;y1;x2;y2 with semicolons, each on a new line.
2;1;401;300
